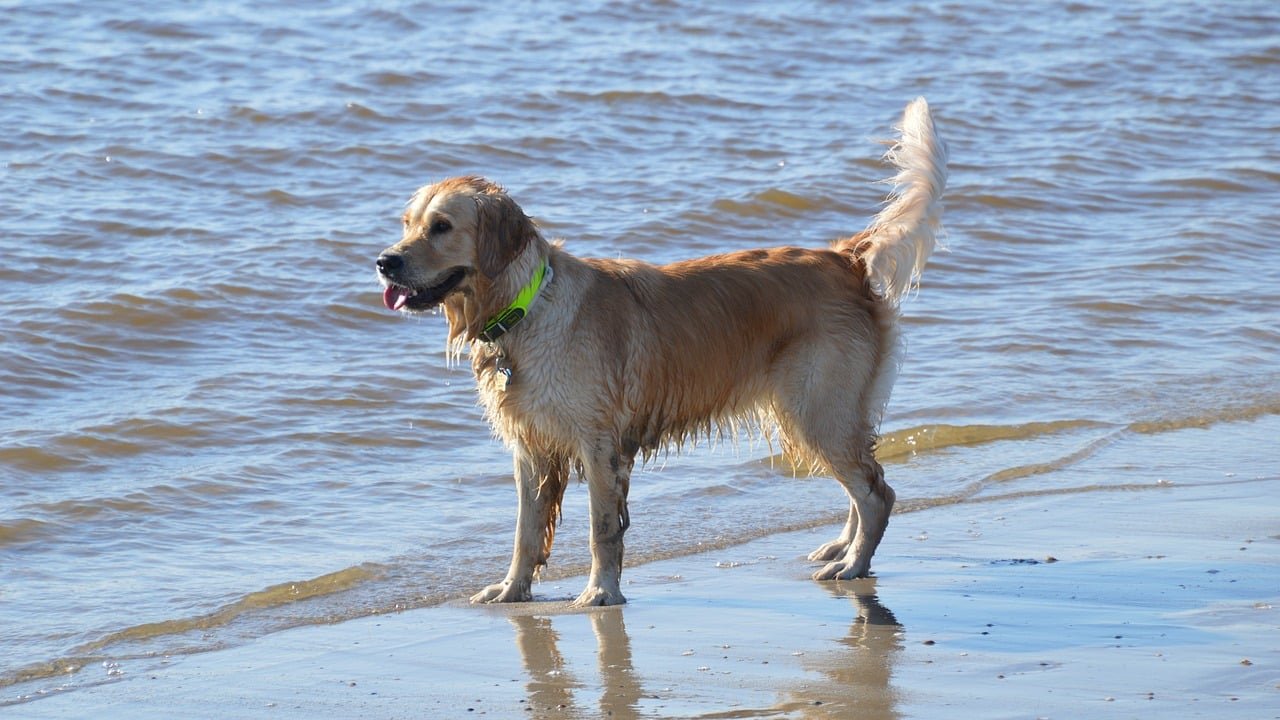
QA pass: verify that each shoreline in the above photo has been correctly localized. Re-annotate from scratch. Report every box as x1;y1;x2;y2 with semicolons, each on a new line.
12;470;1278;719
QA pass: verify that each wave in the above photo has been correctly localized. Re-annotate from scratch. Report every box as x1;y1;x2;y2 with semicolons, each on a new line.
710;188;829;218
756;418;1111;475
555;89;767;111
876;419;1110;460
0;564;385;692
0;518;52;547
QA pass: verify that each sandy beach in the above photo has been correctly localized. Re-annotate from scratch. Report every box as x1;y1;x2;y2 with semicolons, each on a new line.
16;457;1277;718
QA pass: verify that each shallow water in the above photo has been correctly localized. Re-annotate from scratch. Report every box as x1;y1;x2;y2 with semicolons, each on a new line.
3;0;1279;702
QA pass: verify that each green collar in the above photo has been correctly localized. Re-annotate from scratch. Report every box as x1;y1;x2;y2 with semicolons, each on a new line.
480;260;550;343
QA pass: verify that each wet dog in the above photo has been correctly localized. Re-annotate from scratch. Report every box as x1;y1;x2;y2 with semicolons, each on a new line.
377;98;946;606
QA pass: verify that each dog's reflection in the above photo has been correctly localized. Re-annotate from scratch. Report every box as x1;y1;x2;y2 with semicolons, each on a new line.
510;614;580;715
510;609;641;719
508;582;900;719
782;579;902;719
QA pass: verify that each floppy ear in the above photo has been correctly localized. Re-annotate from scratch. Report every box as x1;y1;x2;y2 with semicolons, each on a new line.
474;191;534;278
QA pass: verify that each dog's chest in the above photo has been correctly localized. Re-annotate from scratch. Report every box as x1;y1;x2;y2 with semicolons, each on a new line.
472;344;588;447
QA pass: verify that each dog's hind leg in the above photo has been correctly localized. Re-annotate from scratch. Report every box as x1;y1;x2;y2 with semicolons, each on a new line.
811;443;895;581
570;439;635;607
472;447;569;603
805;434;896;568
807;487;859;562
774;344;896;580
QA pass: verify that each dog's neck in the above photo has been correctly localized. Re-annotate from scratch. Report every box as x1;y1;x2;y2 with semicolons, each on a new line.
442;244;553;350
479;260;552;343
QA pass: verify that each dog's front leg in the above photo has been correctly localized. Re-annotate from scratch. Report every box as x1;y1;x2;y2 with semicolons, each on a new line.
472;448;568;604
571;442;634;607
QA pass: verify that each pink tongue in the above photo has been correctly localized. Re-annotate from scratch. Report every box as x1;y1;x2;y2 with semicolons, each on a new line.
382;286;414;311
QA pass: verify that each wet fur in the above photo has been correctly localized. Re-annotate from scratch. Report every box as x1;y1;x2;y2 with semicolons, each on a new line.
378;98;946;606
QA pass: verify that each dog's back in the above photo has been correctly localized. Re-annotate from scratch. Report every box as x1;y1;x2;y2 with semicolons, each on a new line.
554;246;885;456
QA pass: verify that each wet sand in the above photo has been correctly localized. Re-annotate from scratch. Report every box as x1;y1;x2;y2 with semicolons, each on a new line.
18;473;1278;719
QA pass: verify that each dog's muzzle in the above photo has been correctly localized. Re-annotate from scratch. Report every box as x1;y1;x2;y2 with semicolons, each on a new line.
377;254;466;312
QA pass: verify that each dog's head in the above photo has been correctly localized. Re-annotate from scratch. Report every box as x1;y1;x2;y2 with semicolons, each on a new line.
377;176;537;315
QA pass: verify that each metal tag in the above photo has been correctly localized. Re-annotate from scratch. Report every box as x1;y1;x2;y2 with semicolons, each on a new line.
495;355;513;390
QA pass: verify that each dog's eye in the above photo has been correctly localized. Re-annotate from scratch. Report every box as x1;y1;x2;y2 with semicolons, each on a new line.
430;219;452;235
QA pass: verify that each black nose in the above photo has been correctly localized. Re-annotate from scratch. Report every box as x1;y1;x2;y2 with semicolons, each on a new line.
376;253;404;276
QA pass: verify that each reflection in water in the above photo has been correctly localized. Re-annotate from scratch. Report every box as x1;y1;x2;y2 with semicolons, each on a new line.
507;583;900;720
783;580;903;720
591;610;643;719
510;614;581;716
510;609;641;719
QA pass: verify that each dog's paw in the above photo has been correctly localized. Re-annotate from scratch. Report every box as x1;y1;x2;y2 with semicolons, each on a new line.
811;559;870;581
470;581;531;604
807;539;851;562
570;584;626;608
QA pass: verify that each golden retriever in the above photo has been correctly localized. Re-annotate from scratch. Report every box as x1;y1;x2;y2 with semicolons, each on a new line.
377;98;946;606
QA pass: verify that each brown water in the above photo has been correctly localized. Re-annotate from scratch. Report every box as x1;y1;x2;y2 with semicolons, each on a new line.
3;0;1279;704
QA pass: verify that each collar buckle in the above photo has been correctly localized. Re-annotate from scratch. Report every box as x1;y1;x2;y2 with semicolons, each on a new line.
480;307;526;343
479;261;550;344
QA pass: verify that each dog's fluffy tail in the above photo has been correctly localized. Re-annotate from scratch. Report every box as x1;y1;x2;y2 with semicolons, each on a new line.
842;97;947;305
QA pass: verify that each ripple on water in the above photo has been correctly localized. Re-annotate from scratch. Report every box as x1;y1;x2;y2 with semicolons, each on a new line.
0;518;53;548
